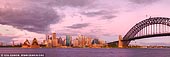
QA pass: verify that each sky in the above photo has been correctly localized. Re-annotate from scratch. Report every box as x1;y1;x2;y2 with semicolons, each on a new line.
0;0;170;45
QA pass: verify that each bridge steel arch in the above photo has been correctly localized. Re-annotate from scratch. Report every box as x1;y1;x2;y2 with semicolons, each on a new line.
123;17;170;46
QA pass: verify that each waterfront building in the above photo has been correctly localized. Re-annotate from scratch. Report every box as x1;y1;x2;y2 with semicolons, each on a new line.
22;39;30;48
31;38;40;48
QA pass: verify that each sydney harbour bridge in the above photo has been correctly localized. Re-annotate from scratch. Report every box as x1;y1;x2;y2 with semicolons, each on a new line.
109;17;170;47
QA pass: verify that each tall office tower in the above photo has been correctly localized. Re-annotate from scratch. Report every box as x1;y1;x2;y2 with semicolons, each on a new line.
0;42;3;46
78;35;82;46
52;33;56;40
63;39;66;46
99;39;105;44
81;35;84;47
70;36;72;46
73;38;79;47
46;34;49;40
77;35;81;46
58;37;63;46
52;32;58;47
79;35;86;47
12;41;15;46
52;38;58;47
92;38;100;44
66;35;71;46
43;40;48;45
47;37;52;48
83;35;86;46
86;37;92;46
58;37;63;44
45;34;49;47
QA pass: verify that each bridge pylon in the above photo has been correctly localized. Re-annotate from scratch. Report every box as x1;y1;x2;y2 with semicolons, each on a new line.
118;35;123;48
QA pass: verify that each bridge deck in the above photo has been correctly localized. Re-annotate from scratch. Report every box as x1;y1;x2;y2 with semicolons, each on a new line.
109;33;170;45
124;33;170;41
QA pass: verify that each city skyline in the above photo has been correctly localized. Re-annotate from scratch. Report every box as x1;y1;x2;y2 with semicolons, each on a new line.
0;0;170;46
20;32;107;48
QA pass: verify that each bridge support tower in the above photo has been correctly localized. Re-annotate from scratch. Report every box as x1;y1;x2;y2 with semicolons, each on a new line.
118;35;123;48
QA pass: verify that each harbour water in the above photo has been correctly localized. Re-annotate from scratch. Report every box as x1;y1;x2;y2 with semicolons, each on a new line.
0;48;169;57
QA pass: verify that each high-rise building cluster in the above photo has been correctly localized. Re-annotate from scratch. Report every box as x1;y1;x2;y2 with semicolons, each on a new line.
41;32;107;48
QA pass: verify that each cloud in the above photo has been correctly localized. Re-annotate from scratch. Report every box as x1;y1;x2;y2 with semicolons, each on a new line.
31;0;94;7
0;0;61;33
81;10;118;20
101;15;117;20
129;0;159;4
0;35;18;44
66;23;89;29
81;10;113;17
102;33;112;36
55;0;93;7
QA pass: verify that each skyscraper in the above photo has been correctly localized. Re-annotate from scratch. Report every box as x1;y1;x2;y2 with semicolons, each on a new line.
66;35;71;46
92;38;100;44
42;40;48;45
52;33;58;47
63;39;66;46
58;37;63;46
78;35;82;47
47;37;52;48
46;34;49;40
86;37;92;46
78;35;86;47
73;38;79;47
12;41;15;46
52;33;56;40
